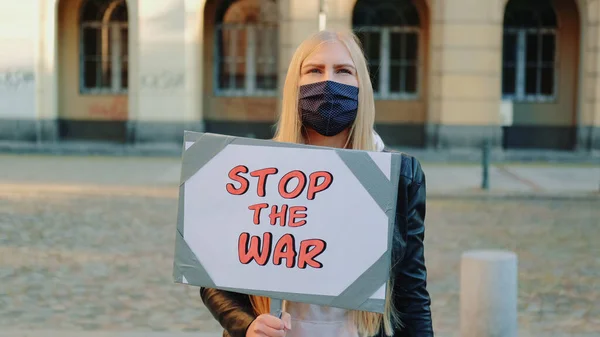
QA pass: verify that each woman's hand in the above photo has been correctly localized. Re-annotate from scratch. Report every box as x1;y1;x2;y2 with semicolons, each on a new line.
246;312;292;337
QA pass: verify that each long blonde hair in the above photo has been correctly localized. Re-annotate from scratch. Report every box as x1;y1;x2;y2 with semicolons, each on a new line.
251;30;400;336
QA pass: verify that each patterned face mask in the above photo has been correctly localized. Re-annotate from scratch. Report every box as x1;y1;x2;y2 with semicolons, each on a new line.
298;80;359;137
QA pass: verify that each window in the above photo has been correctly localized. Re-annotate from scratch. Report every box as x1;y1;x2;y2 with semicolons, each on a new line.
353;0;420;100
80;0;128;94
502;2;557;102
215;0;278;96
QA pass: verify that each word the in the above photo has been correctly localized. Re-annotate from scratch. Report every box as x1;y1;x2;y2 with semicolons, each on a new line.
248;203;307;227
238;232;326;269
226;166;333;200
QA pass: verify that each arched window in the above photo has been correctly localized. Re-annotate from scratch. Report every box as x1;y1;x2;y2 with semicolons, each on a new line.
215;0;278;96
502;0;557;101
353;0;420;99
80;0;128;94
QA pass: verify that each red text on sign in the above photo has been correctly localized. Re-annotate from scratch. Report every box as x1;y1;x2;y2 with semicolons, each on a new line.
226;166;334;200
247;203;307;227
238;232;326;269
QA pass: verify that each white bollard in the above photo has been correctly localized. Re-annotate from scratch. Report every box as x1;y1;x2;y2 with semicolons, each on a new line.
460;250;518;337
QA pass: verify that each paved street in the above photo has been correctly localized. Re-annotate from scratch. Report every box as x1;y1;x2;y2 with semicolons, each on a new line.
0;155;598;337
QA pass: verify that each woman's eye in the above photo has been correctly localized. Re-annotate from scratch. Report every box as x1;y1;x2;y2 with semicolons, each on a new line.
308;68;322;74
338;68;353;74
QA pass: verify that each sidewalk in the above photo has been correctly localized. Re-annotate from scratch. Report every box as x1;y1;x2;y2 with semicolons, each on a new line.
422;163;600;199
0;154;598;199
1;140;599;164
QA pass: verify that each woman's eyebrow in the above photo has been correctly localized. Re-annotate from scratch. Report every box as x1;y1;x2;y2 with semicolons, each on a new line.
302;63;356;69
302;63;325;69
334;63;356;70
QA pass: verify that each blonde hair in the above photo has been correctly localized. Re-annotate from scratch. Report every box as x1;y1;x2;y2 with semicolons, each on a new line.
251;30;400;336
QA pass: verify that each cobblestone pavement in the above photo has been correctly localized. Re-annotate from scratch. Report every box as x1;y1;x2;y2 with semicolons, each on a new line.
0;155;598;336
425;199;599;337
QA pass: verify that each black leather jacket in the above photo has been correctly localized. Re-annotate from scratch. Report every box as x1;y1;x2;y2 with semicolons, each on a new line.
200;151;434;337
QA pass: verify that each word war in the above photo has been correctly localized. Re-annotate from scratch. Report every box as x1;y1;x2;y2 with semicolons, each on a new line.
238;232;326;269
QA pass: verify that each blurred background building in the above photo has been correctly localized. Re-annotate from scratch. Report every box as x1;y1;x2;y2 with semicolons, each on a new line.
0;0;599;151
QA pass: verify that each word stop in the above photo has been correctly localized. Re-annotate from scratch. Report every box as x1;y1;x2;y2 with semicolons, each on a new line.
226;166;334;200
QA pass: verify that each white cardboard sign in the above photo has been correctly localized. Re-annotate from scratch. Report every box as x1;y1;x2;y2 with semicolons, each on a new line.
173;132;402;313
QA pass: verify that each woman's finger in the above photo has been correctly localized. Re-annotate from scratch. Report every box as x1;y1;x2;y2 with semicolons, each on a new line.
280;312;292;330
260;314;285;330
255;322;286;337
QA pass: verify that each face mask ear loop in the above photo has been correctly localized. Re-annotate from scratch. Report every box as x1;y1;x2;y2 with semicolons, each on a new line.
303;126;311;145
343;124;355;149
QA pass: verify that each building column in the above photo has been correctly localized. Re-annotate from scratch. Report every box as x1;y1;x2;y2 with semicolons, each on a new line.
425;0;443;148
428;0;503;149
277;0;321;113
325;0;352;32
34;0;60;142
582;0;600;151
132;0;201;144
184;0;205;136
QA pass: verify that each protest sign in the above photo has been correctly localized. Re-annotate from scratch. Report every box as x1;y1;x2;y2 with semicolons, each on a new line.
173;131;402;313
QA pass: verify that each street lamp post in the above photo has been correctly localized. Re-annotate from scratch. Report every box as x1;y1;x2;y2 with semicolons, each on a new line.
319;0;327;31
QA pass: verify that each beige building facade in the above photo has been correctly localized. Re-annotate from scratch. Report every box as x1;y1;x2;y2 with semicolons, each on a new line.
0;0;599;151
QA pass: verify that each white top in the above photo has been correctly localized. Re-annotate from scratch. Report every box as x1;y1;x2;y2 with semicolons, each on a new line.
373;130;385;152
285;301;359;337
284;131;383;337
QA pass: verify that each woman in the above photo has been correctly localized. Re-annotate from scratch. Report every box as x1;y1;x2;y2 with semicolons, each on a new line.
200;29;433;337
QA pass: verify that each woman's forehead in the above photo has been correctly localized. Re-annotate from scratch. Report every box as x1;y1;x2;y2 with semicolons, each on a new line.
304;40;354;65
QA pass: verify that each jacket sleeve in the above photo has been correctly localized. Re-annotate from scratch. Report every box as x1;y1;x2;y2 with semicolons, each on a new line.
393;158;434;337
200;287;257;337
